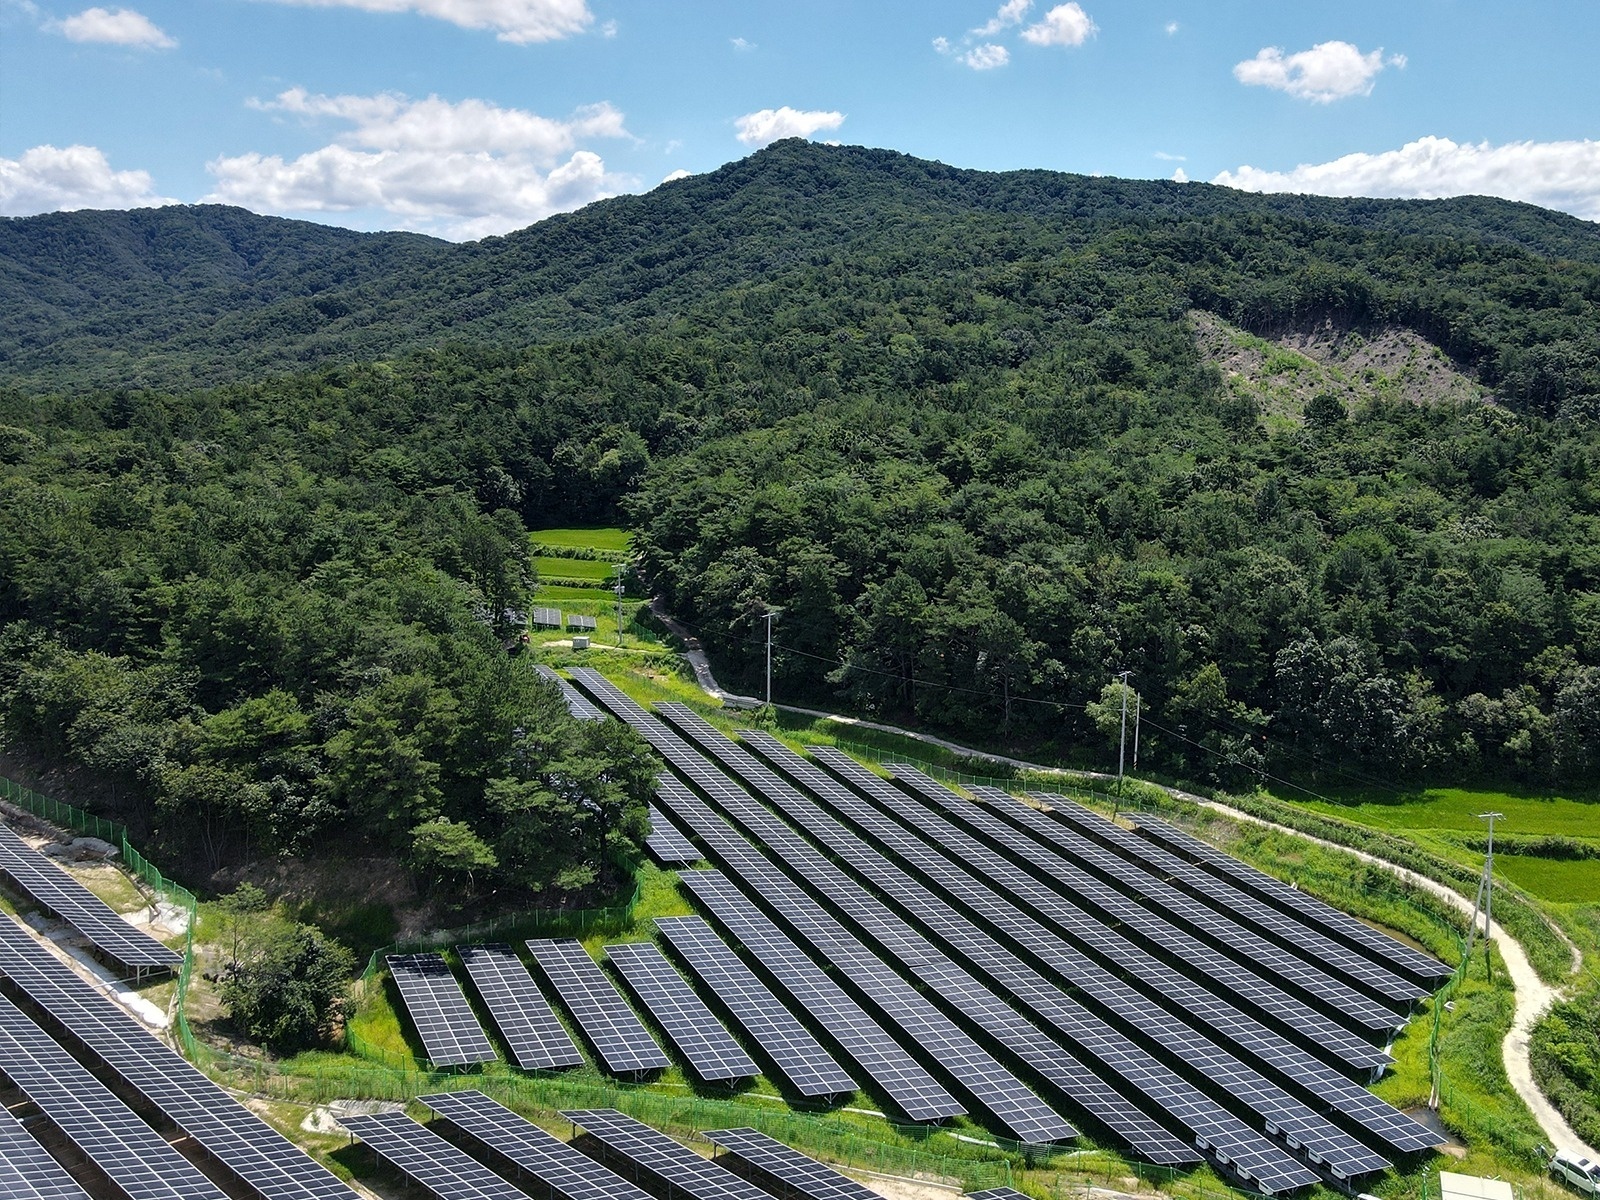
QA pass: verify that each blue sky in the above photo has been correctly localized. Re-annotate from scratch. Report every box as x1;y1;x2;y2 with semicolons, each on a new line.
2;0;1596;239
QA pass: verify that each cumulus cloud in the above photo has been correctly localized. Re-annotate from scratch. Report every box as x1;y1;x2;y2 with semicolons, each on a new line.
962;42;1009;69
257;0;592;44
1020;2;1096;46
1164;20;1178;34
208;90;632;239
1233;40;1402;103
971;0;1029;37
733;106;844;148
660;168;690;184
1213;136;1600;222
51;6;175;47
0;144;174;215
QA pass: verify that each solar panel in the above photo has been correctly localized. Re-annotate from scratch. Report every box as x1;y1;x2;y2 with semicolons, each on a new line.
646;801;701;865
655;916;856;1098
938;783;1404;1049
605;941;759;1081
0;993;232;1200
0;915;365;1200
1043;800;1433;1004
532;607;564;629
387;952;498;1067
457;943;583;1070
560;1109;781;1200
341;1110;527;1200
526;938;670;1073
1129;816;1456;984
420;1089;657;1200
568;614;599;632
0;1106;93;1200
571;679;1338;1185
536;665;605;719
704;1127;884;1200
804;748;1406;1176
965;1188;1035;1200
0;823;180;971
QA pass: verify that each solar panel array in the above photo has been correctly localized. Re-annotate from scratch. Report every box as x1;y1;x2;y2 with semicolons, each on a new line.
0;1104;93;1200
965;1188;1036;1200
526;938;671;1073
942;783;1404;1050
0;992;232;1200
568;614;599;632
532;607;564;628
826;754;1430;1166
799;746;1394;1184
1018;795;1428;1005
655;916;856;1097
1129;816;1455;984
0;823;180;971
565;669;1443;1183
561;1108;782;1200
646;798;702;865
705;1127;885;1200
0;915;361;1200
341;1110;529;1200
458;942;583;1070
536;665;605;720
387;952;498;1067
606;940;760;1081
420;1089;657;1200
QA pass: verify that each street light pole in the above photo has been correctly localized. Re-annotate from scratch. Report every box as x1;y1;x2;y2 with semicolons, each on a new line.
763;609;782;708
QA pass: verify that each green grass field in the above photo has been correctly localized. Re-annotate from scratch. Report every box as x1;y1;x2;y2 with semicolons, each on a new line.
1496;855;1600;902
530;526;632;552
534;556;617;583
1298;786;1600;838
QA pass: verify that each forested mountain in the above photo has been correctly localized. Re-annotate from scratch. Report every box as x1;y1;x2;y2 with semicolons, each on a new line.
1;141;1597;874
4;140;1599;396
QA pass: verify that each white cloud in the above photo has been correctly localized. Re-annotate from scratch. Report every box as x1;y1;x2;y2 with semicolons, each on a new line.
257;0;593;44
660;168;690;184
1154;150;1185;161
733;106;844;148
0;144;174;215
971;0;1029;37
730;35;754;51
1171;167;1188;183
932;35;952;54
51;6;175;47
207;90;632;239
1164;20;1178;34
1020;3;1095;46
1233;40;1403;103
1212;135;1600;222
962;42;1009;69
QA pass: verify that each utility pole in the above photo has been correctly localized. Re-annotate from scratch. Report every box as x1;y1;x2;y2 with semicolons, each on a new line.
613;568;626;646
1132;691;1142;770
1114;670;1132;816
1464;811;1504;980
763;609;782;708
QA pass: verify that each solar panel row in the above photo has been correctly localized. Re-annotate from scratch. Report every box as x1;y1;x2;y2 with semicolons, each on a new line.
801;746;1404;1179
646;802;702;865
560;1108;782;1200
527;938;671;1074
944;783;1402;1052
0;992;232;1200
606;940;759;1082
647;711;1198;1163
1128;817;1455;984
0;1103;94;1200
387;952;499;1067
458;943;584;1070
0;916;361;1200
420;1089;657;1200
535;665;605;720
341;1110;529;1200
704;1126;886;1200
655;915;857;1098
0;823;180;971
1029;797;1428;1004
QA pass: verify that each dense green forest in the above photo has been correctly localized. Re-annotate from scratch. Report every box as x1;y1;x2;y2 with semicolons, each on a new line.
1;141;1598;886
